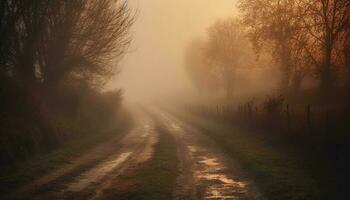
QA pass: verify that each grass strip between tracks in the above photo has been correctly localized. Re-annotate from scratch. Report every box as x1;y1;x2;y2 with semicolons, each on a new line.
109;120;178;200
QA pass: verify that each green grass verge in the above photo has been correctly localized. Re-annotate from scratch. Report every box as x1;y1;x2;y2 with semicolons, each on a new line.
111;121;178;200
174;111;323;200
0;122;130;197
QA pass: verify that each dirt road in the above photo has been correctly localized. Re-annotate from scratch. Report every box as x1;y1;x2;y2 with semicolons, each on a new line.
7;108;261;200
157;110;263;200
7;110;158;200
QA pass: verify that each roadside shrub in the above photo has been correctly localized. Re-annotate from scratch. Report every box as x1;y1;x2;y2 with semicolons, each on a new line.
0;80;124;168
263;94;284;115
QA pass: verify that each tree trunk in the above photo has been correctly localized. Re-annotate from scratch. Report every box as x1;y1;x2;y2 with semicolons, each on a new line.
320;36;333;96
320;64;332;94
279;42;291;91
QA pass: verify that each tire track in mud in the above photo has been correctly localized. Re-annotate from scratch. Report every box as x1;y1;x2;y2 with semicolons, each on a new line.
158;110;263;200
8;110;158;200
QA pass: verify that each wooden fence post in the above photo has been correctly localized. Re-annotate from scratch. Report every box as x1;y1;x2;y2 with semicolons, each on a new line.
306;104;312;133
286;104;291;133
325;111;329;135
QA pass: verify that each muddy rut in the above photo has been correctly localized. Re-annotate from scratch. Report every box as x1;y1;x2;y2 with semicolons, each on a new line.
158;111;263;200
7;110;158;200
7;109;262;200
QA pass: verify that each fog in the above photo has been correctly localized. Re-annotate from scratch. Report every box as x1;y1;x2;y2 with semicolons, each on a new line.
107;0;238;103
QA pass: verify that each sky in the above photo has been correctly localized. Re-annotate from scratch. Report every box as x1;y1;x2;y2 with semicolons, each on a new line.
108;0;238;102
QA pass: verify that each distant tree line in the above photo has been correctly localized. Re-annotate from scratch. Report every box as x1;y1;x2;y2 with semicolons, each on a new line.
186;0;350;100
185;18;255;100
239;0;350;94
0;0;134;164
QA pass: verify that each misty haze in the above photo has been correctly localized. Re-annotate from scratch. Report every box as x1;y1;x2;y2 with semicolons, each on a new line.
1;0;349;200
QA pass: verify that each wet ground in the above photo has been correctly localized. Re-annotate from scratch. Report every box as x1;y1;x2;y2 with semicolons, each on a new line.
7;110;158;200
159;111;262;200
7;108;261;200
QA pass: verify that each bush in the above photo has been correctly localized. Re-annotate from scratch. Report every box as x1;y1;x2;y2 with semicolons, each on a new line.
0;80;124;168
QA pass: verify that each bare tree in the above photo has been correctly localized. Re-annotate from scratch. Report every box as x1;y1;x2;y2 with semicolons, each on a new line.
0;0;134;103
0;0;21;75
0;0;52;105
296;0;350;94
238;0;301;91
205;18;249;100
38;0;134;91
185;39;220;94
333;7;350;87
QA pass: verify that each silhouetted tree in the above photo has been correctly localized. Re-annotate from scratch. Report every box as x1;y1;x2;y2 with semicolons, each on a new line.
185;39;220;94
296;0;350;94
239;0;300;91
0;0;134;164
39;0;134;93
205;19;249;100
0;0;133;100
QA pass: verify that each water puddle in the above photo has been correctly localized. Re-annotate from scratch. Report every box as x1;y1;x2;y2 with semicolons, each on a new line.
171;123;181;130
159;113;251;199
66;152;132;192
195;156;247;199
199;158;220;167
188;145;197;153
